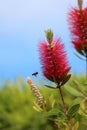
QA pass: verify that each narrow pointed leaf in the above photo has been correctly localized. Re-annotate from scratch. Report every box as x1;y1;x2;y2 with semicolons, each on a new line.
74;53;85;60
44;85;57;89
65;86;84;97
61;74;71;86
33;102;43;112
68;104;80;118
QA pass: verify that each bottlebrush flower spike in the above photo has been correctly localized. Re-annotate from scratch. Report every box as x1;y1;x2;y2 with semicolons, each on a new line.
39;29;71;87
68;0;87;57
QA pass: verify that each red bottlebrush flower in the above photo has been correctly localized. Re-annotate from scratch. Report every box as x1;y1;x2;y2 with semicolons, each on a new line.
39;30;71;86
68;7;87;56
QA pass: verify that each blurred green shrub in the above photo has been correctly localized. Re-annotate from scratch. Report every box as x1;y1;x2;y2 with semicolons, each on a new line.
0;75;87;130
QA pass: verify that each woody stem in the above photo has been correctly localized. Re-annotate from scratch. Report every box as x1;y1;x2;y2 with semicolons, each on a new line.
57;85;72;130
58;86;67;116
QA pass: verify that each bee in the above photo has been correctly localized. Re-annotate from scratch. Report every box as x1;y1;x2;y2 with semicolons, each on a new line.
32;72;38;77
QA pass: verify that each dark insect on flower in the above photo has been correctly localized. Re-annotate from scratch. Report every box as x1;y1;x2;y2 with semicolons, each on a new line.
32;72;38;77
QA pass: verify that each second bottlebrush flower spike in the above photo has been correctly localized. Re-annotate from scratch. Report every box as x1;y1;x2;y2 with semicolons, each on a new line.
68;0;87;56
38;29;71;87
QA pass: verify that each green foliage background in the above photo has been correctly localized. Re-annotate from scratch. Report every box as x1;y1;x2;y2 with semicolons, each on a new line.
0;75;87;130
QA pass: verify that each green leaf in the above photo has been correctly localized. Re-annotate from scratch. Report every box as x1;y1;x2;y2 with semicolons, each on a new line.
72;80;87;96
73;121;79;130
44;108;59;121
74;53;85;60
44;85;57;89
68;104;80;118
48;94;56;109
55;113;66;123
52;99;56;109
65;86;84;97
71;98;82;106
33;102;43;112
44;108;65;122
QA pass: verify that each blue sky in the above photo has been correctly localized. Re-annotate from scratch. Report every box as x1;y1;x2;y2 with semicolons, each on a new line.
0;0;86;81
